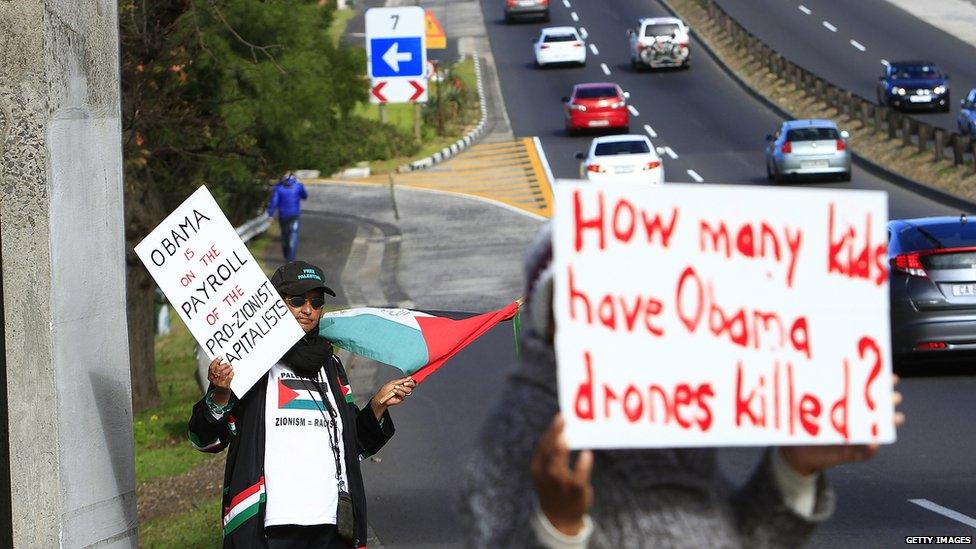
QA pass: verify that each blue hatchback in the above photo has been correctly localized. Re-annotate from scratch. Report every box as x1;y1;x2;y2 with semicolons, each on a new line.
876;60;950;112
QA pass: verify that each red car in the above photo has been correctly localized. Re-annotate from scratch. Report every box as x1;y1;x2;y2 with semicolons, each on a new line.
563;83;630;134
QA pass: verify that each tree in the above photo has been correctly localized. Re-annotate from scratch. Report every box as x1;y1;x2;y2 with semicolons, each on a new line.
120;0;416;412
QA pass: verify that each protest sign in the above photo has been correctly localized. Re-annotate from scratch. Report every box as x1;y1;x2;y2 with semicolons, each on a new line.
135;186;305;397
552;182;895;449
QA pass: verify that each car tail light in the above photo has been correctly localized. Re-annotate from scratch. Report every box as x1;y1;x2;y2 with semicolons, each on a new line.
643;161;662;170
610;100;626;109
586;164;605;173
572;42;583;47
836;139;846;151
781;141;792;153
568;103;587;111
540;44;551;49
914;341;948;351
892;252;927;277
507;0;518;6
539;0;549;4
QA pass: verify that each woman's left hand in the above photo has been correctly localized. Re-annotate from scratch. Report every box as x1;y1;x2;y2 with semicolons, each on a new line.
370;376;417;419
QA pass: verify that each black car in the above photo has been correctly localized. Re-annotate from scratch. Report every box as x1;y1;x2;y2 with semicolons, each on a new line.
889;216;976;368
877;60;950;112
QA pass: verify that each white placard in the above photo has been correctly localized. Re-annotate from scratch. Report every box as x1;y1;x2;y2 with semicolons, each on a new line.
553;181;896;449
135;186;305;397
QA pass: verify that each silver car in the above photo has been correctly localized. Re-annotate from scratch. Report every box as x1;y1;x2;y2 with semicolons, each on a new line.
765;119;851;182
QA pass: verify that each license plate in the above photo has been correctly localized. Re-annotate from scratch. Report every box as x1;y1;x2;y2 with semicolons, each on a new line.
951;284;976;296
614;166;634;174
588;120;610;127
909;95;933;103
519;0;536;5
801;160;829;169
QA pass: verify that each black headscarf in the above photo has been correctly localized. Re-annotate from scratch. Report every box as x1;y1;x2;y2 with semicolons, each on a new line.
282;332;333;376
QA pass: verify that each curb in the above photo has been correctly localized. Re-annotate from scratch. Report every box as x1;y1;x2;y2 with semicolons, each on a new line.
656;0;976;212
397;52;489;173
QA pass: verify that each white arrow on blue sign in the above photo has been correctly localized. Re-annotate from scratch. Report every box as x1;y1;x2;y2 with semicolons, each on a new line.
370;37;424;77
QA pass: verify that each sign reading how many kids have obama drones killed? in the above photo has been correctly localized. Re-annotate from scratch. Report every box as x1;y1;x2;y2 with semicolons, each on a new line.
135;186;305;397
552;182;896;449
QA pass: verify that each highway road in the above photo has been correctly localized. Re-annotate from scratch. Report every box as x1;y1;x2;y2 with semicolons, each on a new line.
312;1;976;547
714;0;976;133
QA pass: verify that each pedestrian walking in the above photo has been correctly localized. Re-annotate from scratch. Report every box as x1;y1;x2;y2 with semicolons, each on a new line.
460;223;905;548
268;172;308;262
188;260;416;548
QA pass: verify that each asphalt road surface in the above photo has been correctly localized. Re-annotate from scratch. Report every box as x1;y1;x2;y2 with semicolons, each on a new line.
714;0;976;133
326;1;976;547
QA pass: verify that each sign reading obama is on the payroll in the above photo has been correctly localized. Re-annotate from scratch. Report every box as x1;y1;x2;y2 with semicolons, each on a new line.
552;181;896;449
135;186;305;397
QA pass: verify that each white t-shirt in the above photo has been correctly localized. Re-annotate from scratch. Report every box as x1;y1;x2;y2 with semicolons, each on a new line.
263;363;348;527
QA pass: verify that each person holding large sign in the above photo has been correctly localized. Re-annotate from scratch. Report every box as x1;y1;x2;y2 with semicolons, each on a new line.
460;219;905;548
188;260;416;548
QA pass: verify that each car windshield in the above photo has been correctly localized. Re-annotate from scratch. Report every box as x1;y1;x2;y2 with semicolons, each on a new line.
893;65;941;80
644;24;679;37
594;141;650;156
786;127;839;141
544;33;578;43
575;87;618;99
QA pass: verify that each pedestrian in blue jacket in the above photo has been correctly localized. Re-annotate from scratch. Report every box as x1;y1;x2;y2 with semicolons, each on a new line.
268;173;308;262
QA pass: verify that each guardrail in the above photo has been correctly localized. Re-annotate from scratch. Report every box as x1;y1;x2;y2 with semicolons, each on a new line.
693;0;976;173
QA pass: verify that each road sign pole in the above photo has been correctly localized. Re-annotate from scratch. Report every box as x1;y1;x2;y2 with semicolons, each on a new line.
414;103;422;143
379;103;388;124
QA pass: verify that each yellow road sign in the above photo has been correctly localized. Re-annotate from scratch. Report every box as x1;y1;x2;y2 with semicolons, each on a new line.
425;9;447;50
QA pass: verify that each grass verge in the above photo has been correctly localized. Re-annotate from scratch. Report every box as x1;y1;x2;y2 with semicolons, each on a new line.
667;0;976;201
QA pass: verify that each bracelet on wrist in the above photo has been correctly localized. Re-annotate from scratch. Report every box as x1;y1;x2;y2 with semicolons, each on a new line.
206;390;234;415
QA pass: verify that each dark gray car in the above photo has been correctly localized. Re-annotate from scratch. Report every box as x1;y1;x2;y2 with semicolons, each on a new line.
889;216;976;369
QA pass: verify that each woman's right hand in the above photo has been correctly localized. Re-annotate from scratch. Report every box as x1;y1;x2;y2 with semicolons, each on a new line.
531;414;594;536
207;357;234;405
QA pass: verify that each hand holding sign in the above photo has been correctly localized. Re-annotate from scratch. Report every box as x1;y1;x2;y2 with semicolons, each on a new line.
135;186;305;397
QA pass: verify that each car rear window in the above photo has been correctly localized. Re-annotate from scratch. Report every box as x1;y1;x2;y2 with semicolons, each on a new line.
786;127;839;141
896;221;976;252
575;87;618;99
594;141;650;156
544;33;578;43
644;24;679;37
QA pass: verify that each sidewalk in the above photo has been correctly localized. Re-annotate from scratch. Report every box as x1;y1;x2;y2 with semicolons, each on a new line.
882;0;976;48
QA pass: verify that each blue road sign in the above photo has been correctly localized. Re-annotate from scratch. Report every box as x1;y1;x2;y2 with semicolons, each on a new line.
369;37;424;78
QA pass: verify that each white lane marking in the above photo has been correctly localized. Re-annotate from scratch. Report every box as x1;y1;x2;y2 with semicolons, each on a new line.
909;499;976;529
822;20;837;32
687;169;704;182
628;105;640;116
798;4;812;15
643;124;657;138
571;11;579;22
600;62;611;75
589;43;599;55
850;39;866;52
532;136;556;193
563;0;570;7
579;27;588;39
663;146;679;159
881;58;890;66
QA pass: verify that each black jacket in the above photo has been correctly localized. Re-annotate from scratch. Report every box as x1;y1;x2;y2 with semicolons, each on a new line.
188;354;394;548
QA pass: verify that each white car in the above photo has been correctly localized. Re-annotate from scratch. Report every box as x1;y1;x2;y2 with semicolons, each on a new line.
627;17;691;70
576;135;664;184
533;27;586;68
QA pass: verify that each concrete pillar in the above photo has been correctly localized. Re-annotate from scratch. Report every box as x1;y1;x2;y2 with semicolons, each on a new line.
0;1;136;547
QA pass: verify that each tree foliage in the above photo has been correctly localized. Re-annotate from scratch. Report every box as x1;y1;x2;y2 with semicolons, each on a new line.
120;0;417;411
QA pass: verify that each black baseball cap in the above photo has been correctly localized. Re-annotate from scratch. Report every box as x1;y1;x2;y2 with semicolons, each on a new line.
270;261;337;297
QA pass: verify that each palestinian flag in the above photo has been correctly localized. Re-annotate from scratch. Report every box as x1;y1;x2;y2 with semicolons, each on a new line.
318;300;520;383
277;378;325;410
